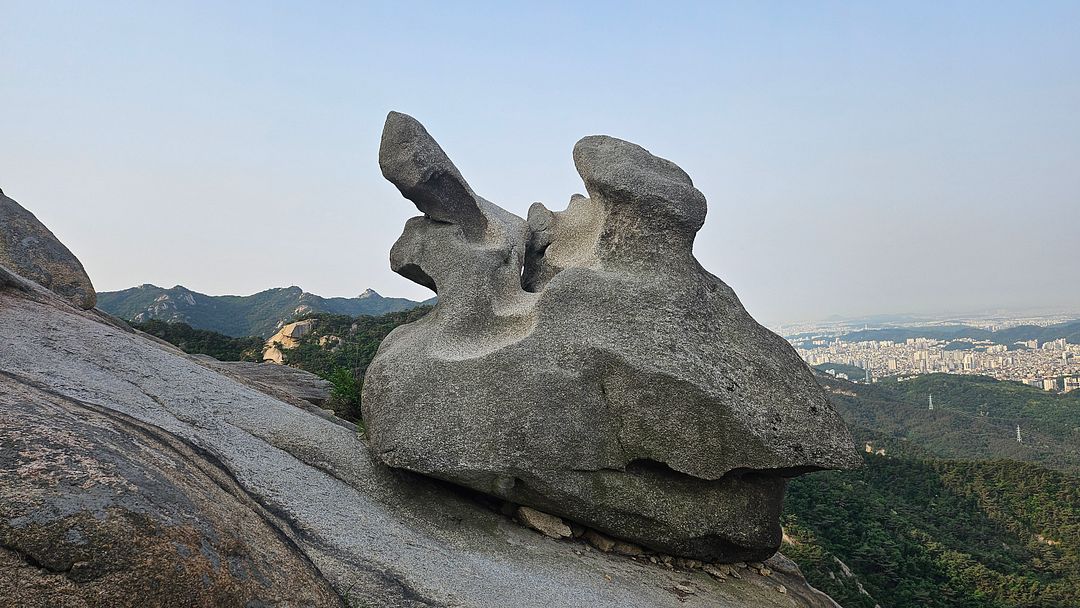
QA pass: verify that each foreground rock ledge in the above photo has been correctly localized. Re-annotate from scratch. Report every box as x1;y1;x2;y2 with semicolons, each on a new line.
0;187;96;309
364;112;860;563
1;264;840;607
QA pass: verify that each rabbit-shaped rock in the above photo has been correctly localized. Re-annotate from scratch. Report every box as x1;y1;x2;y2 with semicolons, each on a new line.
363;112;860;562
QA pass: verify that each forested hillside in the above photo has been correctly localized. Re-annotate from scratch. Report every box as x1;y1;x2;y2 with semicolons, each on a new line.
821;373;1080;475
784;453;1080;608
279;308;431;422
129;319;265;362
99;284;432;337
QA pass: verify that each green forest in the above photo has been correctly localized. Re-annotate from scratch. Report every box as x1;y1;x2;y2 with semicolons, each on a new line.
129;319;265;361
279;308;431;422
823;373;1080;475
100;284;430;337
784;454;1080;608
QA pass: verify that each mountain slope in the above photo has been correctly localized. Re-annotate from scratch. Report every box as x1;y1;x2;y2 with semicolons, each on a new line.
820;373;1080;475
782;372;1080;607
784;453;1080;608
96;284;434;337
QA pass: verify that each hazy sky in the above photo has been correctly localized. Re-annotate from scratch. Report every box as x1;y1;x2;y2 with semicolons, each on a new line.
3;2;1078;326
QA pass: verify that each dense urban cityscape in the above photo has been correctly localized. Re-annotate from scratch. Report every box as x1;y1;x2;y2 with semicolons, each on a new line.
786;312;1080;393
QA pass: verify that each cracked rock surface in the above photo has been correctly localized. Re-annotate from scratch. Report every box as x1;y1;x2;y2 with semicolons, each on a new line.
364;112;860;563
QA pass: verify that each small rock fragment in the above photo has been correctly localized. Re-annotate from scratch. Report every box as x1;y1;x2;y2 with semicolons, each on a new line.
516;506;571;538
612;541;643;556
763;553;802;577
703;564;728;580
776;585;787;594
583;529;616;552
569;523;586;538
672;582;695;596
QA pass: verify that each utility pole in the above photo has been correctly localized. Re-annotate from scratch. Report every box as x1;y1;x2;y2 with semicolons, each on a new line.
928;393;934;411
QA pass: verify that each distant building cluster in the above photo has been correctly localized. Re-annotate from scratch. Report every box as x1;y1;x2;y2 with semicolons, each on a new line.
798;335;1080;393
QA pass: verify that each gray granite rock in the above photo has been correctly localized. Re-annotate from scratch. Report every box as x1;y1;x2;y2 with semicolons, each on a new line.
1;262;840;608
364;112;860;563
0;376;342;608
0;187;96;309
195;356;332;406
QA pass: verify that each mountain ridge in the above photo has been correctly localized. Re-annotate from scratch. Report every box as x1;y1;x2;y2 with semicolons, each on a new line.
96;283;435;338
840;319;1080;345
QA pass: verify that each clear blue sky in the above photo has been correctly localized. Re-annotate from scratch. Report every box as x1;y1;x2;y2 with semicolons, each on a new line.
3;1;1078;326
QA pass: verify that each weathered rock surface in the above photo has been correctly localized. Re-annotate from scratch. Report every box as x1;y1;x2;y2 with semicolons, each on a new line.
1;254;840;607
364;112;860;563
195;356;333;406
263;319;316;363
0;187;96;309
0;374;342;608
517;506;572;538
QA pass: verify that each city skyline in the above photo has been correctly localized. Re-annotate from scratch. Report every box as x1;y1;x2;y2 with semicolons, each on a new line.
800;334;1080;392
4;2;1079;326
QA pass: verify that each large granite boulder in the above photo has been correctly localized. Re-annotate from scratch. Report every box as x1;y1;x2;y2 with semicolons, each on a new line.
363;112;860;563
0;187;96;309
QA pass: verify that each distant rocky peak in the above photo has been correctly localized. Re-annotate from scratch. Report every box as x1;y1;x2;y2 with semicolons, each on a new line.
268;286;304;294
161;286;196;305
358;288;381;299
